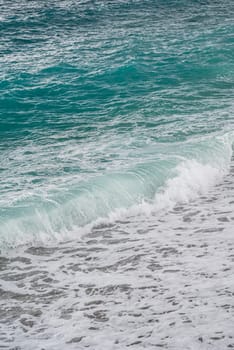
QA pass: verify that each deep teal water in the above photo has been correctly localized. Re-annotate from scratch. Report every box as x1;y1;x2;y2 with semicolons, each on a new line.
0;0;234;247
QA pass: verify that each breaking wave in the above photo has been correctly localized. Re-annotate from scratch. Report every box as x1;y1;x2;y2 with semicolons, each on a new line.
0;132;233;248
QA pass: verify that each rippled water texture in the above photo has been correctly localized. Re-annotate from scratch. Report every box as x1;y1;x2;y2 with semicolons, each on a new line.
0;0;234;348
0;0;234;245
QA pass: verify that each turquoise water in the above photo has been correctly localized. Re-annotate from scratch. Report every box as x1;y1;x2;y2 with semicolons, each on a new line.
0;0;234;247
1;2;234;349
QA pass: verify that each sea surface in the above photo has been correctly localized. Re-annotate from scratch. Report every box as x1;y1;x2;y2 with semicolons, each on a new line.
0;0;234;349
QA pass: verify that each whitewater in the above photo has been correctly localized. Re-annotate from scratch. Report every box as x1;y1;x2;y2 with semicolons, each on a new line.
0;0;234;349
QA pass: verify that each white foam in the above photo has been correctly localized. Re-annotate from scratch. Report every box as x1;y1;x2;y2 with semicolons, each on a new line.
154;160;226;210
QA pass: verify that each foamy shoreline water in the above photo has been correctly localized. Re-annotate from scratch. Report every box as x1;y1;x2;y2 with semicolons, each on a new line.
1;160;234;349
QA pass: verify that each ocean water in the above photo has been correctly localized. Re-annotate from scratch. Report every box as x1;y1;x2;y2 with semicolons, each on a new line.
0;0;234;348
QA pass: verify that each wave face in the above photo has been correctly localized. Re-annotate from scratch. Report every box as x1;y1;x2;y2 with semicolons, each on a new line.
0;133;233;247
0;0;234;247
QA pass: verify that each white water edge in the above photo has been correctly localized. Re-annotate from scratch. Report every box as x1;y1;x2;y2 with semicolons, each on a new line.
0;149;234;349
